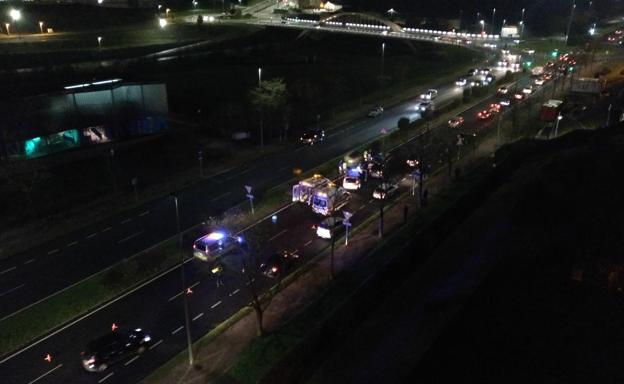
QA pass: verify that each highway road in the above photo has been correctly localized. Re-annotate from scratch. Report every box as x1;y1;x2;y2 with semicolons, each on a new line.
0;65;551;384
0;60;509;321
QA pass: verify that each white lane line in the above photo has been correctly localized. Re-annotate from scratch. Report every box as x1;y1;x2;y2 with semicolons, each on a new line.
210;191;231;202
117;231;144;244
0;284;25;298
67;241;78;247
241;166;256;175
24;258;36;264
98;372;114;383
26;363;63;384
47;249;60;255
0;266;16;274
211;301;222;309
229;289;240;296
168;281;200;302
172;326;184;335
277;165;290;172
124;355;140;366
85;233;97;239
121;218;132;224
356;205;366;212
303;240;312;248
192;312;204;321
101;226;113;233
269;229;288;242
148;339;163;350
139;210;150;217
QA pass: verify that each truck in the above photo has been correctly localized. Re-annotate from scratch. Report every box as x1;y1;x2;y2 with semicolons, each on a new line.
540;99;564;122
292;174;331;205
571;77;605;94
311;182;351;216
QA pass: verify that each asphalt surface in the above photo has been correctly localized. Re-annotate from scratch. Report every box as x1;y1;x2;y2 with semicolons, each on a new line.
0;63;510;321
0;65;551;384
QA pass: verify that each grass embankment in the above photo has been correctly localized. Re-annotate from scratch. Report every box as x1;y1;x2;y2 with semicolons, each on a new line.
0;240;177;356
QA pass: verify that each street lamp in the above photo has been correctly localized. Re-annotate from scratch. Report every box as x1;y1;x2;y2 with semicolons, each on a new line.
172;195;194;367
97;36;102;50
9;9;21;22
520;8;525;39
565;2;576;46
4;23;9;36
480;19;485;33
39;21;44;34
166;8;171;17
258;67;262;87
554;113;563;137
491;8;496;35
380;42;385;105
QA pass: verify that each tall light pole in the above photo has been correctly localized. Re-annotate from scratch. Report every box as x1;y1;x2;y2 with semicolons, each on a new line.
4;23;9;36
172;195;194;367
257;67;263;151
565;1;576;46
491;8;496;35
9;9;20;35
380;42;385;105
554;113;563;137
258;67;262;87
480;19;485;33
39;21;44;34
97;36;102;51
520;8;525;39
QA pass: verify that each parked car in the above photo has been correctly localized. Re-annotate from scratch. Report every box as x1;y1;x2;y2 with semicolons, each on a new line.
373;181;399;200
480;68;491;75
534;77;545;86
193;232;242;262
467;68;479;76
367;106;384;117
81;329;152;372
448;116;465;128
471;79;485;87
342;176;361;191
316;215;345;240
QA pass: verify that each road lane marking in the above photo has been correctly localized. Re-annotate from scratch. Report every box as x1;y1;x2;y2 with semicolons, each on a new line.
86;233;97;239
241;166;256;175
98;372;114;383
47;249;60;255
67;241;78;247
101;226;112;233
24;258;36;264
172;326;184;335
124;355;140;366
0;266;16;274
139;211;150;217
229;289;240;296
117;231;144;244
148;339;163;350
192;312;204;321
277;165;290;172
211;301;222;309
303;240;312;248
121;218;132;224
356;205;366;212
168;281;200;301
210;192;231;202
27;363;63;384
0;284;25;298
269;229;288;242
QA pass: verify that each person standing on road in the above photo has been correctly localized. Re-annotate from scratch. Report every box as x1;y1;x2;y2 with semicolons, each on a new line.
212;263;224;287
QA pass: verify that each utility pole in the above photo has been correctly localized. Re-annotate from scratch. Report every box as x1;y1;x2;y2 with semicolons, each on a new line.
380;42;385;105
565;1;576;46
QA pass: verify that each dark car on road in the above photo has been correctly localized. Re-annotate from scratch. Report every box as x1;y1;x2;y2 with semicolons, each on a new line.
299;128;325;145
260;251;297;278
81;328;152;372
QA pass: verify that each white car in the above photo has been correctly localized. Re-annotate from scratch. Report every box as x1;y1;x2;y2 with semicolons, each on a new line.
367;106;384;117
420;89;438;100
342;176;361;190
534;78;545;86
522;86;534;94
455;78;467;86
373;182;399;200
415;101;433;113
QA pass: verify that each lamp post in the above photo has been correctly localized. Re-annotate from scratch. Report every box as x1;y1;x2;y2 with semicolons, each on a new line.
257;67;263;150
491;8;496;35
97;36;102;51
520;8;525;38
172;195;194;367
554;113;563;137
258;67;262;87
4;23;9;36
480;20;485;33
565;2;576;46
380;42;385;105
39;21;44;34
9;9;20;35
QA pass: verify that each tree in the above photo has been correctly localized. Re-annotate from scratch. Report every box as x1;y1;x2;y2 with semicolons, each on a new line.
249;78;288;149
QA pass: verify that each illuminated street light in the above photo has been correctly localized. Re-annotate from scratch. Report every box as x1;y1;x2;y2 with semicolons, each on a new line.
166;8;171;17
589;22;596;35
554;113;563;137
520;8;525;38
5;23;9;36
9;9;21;22
159;18;167;28
98;0;104;4
39;21;44;34
97;36;102;50
258;67;262;87
565;2;576;46
480;19;485;33
491;8;496;35
158;4;162;9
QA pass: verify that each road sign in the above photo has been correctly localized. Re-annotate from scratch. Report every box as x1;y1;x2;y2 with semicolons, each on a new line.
380;127;388;134
343;211;352;220
244;185;252;194
343;221;352;227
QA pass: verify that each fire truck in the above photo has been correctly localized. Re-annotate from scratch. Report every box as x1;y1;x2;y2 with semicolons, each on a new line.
311;182;351;216
292;174;331;205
